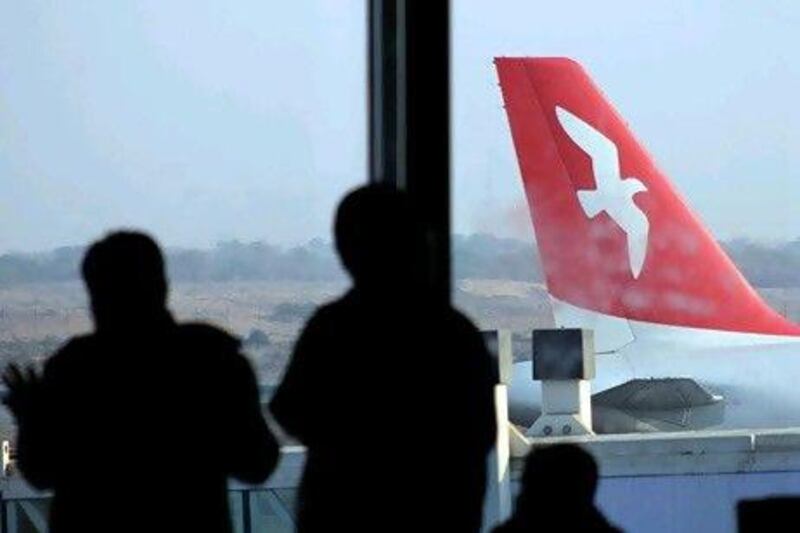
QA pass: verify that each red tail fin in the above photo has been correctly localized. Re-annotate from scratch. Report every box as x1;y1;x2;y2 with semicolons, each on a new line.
495;57;800;335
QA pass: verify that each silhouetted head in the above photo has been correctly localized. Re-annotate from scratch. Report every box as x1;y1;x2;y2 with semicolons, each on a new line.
519;444;599;509
82;231;169;331
334;185;428;293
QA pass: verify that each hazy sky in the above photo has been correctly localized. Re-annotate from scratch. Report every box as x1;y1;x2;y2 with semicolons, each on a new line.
3;1;800;253
0;1;365;252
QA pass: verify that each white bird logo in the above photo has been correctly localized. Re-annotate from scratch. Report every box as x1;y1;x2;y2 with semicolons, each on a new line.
556;106;649;278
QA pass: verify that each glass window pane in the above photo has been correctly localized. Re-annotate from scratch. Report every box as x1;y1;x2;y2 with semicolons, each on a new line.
0;2;365;391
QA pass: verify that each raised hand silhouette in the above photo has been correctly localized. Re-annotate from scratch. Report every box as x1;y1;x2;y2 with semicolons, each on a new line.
2;363;43;419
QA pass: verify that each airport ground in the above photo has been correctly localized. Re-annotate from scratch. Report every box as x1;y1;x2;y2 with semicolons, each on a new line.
1;278;800;440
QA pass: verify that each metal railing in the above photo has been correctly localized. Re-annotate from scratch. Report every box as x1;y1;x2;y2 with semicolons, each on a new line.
0;488;297;533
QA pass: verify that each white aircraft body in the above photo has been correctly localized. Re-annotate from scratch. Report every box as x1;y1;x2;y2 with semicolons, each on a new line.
495;57;800;433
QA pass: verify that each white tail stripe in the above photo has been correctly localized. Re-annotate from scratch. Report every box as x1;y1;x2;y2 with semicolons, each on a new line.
552;297;800;354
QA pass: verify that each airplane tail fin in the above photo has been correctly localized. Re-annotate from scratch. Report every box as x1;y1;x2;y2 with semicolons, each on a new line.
494;57;800;349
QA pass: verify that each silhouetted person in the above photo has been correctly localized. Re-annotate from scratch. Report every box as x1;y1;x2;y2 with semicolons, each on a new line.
270;185;496;532
494;444;620;533
3;231;279;533
738;497;800;532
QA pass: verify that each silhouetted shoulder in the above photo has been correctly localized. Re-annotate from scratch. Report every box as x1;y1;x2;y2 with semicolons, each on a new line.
48;334;97;360
309;296;353;321
177;322;241;352
441;307;494;366
174;323;253;385
289;299;346;343
43;334;98;379
447;307;485;336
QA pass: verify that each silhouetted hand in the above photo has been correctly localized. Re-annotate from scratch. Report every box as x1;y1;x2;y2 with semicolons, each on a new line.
2;363;43;421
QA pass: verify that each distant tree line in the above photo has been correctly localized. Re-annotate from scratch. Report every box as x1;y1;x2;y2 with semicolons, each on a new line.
0;239;343;284
721;239;800;288
2;235;800;287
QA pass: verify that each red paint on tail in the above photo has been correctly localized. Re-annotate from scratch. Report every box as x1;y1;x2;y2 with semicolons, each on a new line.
495;57;800;335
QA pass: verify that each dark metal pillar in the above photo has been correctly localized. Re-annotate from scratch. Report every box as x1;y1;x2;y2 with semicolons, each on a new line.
368;0;451;301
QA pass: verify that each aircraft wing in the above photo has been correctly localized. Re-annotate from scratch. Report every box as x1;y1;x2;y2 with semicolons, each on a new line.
594;378;722;410
592;378;724;433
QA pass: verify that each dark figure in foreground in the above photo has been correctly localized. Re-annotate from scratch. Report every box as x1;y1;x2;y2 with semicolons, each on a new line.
270;185;497;532
494;444;621;533
3;232;279;533
738;497;800;532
